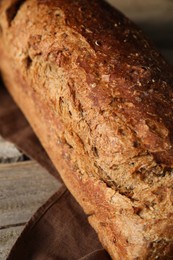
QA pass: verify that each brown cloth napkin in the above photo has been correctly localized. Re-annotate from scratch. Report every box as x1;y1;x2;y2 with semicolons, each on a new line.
0;82;110;260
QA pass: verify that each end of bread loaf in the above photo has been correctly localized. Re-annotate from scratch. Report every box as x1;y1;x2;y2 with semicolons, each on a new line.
0;0;173;259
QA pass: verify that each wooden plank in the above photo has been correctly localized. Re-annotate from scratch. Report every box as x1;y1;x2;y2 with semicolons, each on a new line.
0;160;61;258
0;136;23;163
0;161;61;227
0;226;24;260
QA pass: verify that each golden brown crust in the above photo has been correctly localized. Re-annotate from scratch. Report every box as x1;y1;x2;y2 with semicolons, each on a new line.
0;0;173;259
38;0;173;167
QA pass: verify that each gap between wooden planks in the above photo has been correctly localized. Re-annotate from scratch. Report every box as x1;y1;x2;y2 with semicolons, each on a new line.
0;160;61;260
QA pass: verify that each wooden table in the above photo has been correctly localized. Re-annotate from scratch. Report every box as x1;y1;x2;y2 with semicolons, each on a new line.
0;0;173;259
0;139;61;259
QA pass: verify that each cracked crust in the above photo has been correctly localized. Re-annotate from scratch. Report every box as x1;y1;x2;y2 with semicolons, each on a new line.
0;0;173;259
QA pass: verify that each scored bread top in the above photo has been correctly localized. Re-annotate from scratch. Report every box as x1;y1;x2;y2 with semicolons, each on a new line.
37;0;173;167
0;0;173;200
1;0;173;168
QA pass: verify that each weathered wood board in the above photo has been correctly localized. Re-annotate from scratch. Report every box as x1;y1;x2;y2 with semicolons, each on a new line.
0;161;61;259
0;227;23;260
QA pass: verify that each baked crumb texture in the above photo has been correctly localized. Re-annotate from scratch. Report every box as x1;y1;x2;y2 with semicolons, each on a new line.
0;0;173;259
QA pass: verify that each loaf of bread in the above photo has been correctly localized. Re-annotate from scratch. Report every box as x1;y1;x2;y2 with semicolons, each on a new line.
1;0;173;259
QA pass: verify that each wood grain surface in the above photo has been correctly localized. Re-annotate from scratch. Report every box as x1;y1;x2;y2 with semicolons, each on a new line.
0;227;23;260
0;161;61;259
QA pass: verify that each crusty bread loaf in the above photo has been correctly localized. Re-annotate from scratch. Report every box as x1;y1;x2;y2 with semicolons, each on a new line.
1;0;173;259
